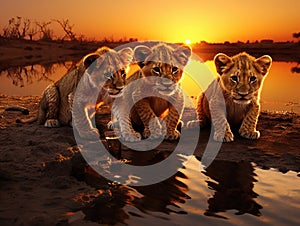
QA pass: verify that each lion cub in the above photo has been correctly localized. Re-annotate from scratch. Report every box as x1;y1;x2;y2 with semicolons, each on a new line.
111;43;192;141
20;46;133;139
187;52;272;142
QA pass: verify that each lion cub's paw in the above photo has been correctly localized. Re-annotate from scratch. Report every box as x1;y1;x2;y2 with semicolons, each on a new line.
239;129;260;140
121;131;142;142
44;119;60;128
143;128;163;139
165;130;181;141
186;119;206;129
186;120;199;129
143;117;163;139
214;130;234;142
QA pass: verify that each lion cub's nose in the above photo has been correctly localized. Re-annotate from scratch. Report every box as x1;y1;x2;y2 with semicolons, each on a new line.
238;93;248;97
115;85;125;90
162;79;173;87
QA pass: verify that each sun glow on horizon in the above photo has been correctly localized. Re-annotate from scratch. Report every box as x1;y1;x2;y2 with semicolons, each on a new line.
185;39;192;45
0;0;299;43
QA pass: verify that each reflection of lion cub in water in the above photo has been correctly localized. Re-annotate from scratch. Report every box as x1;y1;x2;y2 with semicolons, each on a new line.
21;46;133;138
188;52;272;142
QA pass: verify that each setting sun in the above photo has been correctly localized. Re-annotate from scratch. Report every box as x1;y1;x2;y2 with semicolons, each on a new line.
185;39;191;45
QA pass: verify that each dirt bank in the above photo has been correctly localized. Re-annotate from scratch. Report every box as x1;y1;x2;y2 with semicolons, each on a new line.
0;95;299;225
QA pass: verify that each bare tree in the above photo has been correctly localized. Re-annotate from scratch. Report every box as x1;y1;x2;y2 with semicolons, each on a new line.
2;17;20;38
54;19;76;41
2;16;32;39
18;17;31;39
36;21;53;41
28;26;38;41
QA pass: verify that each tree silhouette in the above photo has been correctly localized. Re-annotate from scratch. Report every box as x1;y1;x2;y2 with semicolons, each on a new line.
2;16;32;39
292;32;300;41
28;27;38;41
36;21;53;41
54;19;76;41
291;63;300;74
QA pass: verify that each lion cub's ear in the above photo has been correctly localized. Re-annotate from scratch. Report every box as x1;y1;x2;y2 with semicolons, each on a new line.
255;55;272;76
134;45;152;68
175;45;192;66
83;53;101;69
118;47;134;67
214;53;233;75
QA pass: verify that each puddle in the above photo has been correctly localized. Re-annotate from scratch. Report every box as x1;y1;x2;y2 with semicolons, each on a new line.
61;105;300;225
71;155;300;225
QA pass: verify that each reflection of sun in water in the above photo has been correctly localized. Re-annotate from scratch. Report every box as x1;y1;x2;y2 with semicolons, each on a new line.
185;39;191;45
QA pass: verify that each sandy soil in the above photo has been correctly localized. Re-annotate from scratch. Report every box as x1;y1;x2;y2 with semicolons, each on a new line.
0;94;299;225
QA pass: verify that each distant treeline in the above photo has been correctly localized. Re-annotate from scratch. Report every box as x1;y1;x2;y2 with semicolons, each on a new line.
193;41;300;63
0;16;139;43
2;16;300;44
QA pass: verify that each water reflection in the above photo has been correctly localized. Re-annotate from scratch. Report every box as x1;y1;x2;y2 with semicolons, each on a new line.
291;63;300;73
80;165;190;224
70;153;300;225
202;160;262;219
0;61;78;95
1;61;77;87
4;64;53;87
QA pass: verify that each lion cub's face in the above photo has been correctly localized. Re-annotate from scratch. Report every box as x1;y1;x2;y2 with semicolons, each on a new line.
84;46;133;97
134;43;191;96
214;52;272;104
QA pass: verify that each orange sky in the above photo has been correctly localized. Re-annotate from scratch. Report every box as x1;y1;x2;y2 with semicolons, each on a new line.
1;0;300;43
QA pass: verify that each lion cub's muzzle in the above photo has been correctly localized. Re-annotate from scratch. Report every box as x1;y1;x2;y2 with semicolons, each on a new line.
108;85;125;97
156;79;176;96
232;92;252;104
107;79;125;97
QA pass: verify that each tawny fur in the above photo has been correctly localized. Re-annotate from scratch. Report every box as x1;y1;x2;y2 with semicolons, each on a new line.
187;52;272;142
111;43;191;141
20;46;133;139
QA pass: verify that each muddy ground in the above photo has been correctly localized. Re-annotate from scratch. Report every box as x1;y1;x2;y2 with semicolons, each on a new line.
0;94;299;225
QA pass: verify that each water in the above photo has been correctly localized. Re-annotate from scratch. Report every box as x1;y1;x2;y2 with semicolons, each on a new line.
0;61;77;96
0;60;299;114
80;156;300;225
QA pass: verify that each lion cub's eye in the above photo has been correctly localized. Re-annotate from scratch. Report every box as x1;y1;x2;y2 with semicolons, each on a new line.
230;75;239;83
120;69;126;78
104;72;112;79
172;66;179;74
249;76;257;83
152;67;161;75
